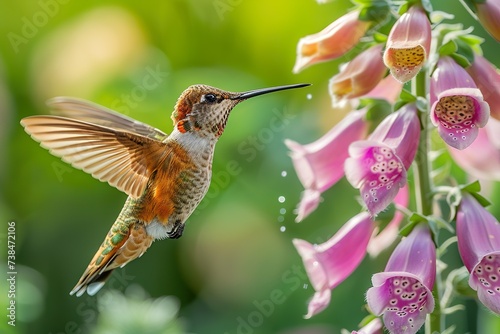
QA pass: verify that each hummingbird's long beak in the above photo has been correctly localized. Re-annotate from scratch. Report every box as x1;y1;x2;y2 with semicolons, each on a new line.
232;83;310;100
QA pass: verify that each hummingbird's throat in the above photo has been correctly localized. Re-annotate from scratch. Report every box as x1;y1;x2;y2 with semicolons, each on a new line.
177;119;200;133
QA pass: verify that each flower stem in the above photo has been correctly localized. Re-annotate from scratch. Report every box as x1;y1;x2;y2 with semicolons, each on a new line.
412;72;432;217
411;71;444;333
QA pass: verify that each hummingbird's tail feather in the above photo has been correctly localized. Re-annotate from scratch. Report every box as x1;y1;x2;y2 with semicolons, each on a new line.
70;222;154;297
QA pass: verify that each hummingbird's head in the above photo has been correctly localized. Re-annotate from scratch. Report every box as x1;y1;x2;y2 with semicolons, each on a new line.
171;83;309;139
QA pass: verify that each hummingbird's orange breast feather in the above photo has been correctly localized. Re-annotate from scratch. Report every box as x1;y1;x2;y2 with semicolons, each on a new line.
137;142;196;224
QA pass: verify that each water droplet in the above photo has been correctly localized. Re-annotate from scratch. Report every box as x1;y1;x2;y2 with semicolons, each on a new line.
306;94;312;100
281;170;287;177
278;196;286;203
278;216;284;222
280;226;286;232
303;283;309;289
279;208;286;215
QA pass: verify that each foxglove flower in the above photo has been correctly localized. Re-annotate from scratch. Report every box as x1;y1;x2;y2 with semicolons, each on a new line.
383;5;431;83
467;54;500;120
475;0;500;42
293;212;374;318
285;109;369;221
430;56;490;150
367;224;436;334
345;104;420;215
457;193;500;314
329;44;387;106
448;117;500;181
293;11;371;73
367;185;409;257
351;318;383;334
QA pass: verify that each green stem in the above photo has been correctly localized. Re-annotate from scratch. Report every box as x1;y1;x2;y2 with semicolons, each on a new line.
411;71;443;333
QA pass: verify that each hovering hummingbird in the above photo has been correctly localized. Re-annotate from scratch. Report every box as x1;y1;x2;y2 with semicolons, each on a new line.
21;83;309;297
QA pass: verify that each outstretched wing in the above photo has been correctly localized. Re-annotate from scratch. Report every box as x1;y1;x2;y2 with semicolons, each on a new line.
21;116;169;198
48;97;169;141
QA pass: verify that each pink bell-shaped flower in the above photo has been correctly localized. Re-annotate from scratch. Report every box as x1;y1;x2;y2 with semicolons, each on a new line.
367;224;436;334
475;0;500;42
383;5;431;83
329;44;387;106
293;10;371;73
467;54;500;120
285;108;369;221
457;193;500;314
345;104;420;215
430;56;490;150
293;212;374;318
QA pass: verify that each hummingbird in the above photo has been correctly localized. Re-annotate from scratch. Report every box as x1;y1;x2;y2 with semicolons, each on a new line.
20;83;309;297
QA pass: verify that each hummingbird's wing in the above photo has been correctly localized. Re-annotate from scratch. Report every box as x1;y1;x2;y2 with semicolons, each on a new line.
21;116;169;198
47;97;169;141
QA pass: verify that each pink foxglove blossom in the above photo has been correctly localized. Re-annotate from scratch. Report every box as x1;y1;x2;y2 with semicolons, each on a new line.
448;117;500;181
475;0;500;42
383;5;431;83
467;54;500;120
457;193;500;314
293;212;374;318
293;11;371;73
345;104;420;215
367;224;436;334
430;56;490;150
329;44;387;106
285;109;369;221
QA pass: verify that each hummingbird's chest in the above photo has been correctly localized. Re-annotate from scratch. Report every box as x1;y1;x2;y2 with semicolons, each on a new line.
138;139;214;239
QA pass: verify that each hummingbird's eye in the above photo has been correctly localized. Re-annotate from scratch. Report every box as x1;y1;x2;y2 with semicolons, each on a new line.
202;94;217;103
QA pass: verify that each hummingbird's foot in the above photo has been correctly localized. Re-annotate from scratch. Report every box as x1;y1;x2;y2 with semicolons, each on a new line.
167;220;185;239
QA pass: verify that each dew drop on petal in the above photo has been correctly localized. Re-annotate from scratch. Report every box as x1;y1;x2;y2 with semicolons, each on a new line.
280;226;286;232
278;196;286;203
281;170;288;177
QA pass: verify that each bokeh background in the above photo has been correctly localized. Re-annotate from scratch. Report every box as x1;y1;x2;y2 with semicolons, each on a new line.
1;0;500;333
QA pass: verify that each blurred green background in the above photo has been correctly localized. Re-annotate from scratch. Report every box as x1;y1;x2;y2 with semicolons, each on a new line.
1;0;500;333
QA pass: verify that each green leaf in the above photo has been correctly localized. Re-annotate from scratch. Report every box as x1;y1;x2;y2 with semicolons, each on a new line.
372;31;388;43
362;98;392;121
358;3;391;24
470;192;491;207
399;89;416;103
399;213;427;237
438;40;458;56
450;53;471;68
460;180;481;193
455;38;475;64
